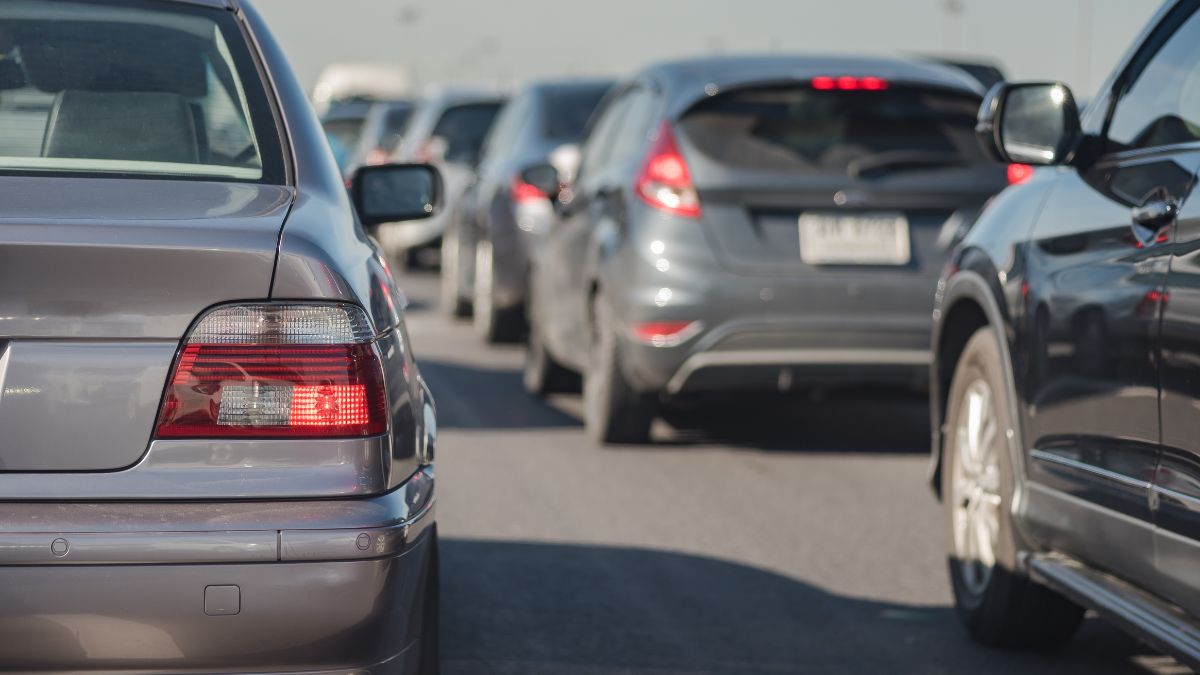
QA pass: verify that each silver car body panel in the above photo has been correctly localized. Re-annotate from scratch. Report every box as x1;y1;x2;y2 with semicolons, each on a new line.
0;2;438;672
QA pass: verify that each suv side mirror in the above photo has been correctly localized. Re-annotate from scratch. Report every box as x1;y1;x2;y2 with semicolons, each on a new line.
350;163;442;227
520;163;562;201
977;82;1081;166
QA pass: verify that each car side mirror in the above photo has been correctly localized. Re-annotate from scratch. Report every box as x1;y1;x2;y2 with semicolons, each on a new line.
350;163;442;227
977;82;1081;166
520;163;562;201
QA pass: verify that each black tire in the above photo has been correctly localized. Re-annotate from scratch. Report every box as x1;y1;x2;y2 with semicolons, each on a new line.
942;328;1084;649
584;295;656;444
440;229;471;318
473;239;524;343
524;312;581;396
416;528;440;675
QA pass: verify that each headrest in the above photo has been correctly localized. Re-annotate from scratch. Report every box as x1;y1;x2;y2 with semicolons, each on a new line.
42;90;199;164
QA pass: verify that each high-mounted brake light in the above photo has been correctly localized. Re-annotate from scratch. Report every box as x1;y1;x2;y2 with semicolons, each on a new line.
511;175;548;204
636;121;701;218
1007;163;1034;185
155;304;388;438
812;76;889;91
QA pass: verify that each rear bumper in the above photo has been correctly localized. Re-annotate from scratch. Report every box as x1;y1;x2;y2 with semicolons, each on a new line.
0;468;435;674
618;317;932;396
663;346;930;394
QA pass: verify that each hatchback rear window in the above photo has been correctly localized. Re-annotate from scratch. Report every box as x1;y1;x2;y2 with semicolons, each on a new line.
678;85;987;176
432;102;503;164
540;86;609;141
0;0;284;183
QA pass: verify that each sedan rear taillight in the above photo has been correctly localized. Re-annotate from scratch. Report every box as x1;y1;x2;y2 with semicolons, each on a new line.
155;304;388;438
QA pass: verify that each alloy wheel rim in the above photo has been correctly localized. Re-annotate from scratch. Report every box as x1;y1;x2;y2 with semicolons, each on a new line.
951;378;1003;596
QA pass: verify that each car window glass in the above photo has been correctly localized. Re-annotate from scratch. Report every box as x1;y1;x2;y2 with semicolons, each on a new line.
541;85;611;141
480;95;527;162
431;102;504;165
606;87;658;168
578;90;633;179
1108;6;1200;152
679;85;986;173
0;0;283;183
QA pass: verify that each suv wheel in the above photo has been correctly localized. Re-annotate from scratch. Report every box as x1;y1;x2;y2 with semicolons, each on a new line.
943;327;1083;648
473;239;523;343
584;295;656;444
440;229;471;318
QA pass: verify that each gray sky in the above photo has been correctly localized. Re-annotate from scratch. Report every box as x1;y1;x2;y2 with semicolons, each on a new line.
254;0;1161;98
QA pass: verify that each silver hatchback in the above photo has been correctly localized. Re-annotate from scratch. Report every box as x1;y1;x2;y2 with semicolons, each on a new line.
0;1;440;672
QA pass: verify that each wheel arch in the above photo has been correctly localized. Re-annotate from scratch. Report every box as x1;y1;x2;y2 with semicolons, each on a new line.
930;268;1024;502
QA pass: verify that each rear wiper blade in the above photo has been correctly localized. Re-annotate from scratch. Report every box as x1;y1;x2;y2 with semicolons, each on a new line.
847;151;967;179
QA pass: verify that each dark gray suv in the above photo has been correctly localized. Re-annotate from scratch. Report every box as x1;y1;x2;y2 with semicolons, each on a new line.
524;55;1017;444
0;1;440;672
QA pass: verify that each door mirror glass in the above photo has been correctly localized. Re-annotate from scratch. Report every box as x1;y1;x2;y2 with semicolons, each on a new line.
978;82;1081;166
520;163;562;201
351;163;442;227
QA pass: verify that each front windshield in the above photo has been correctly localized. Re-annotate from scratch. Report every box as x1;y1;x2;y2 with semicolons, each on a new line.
0;0;284;183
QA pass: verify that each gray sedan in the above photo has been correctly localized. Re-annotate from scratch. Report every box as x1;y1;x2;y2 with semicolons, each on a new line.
0;0;440;672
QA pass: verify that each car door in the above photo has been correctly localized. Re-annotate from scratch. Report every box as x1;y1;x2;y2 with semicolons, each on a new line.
1019;1;1200;589
537;86;636;368
1151;2;1200;619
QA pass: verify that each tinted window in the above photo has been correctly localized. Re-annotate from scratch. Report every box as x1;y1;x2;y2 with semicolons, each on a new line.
678;85;986;174
540;85;610;141
432;102;504;164
0;0;283;183
1107;6;1200;152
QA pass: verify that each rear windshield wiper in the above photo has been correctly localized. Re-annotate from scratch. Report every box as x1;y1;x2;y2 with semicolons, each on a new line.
847;151;967;179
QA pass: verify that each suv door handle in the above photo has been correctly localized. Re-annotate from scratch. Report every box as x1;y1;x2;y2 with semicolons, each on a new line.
1132;197;1177;229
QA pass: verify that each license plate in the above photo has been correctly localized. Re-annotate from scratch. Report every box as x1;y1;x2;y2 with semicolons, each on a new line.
798;212;911;265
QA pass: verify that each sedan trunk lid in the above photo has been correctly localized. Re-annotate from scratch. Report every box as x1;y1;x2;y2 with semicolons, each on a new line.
0;177;292;471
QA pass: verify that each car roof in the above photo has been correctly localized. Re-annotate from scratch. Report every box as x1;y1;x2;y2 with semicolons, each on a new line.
636;54;986;117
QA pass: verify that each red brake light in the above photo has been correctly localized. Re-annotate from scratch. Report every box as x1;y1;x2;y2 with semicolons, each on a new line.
1007;163;1034;185
630;320;700;347
511;175;548;204
635;121;701;218
155;304;388;438
811;77;889;91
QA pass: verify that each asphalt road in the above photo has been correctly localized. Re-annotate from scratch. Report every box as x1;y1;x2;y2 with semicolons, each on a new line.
395;270;1184;675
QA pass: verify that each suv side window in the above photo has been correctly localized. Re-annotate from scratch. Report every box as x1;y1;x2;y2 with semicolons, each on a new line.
1107;4;1200;153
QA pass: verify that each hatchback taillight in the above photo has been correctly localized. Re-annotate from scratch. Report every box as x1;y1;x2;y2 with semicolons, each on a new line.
510;175;548;204
155;304;388;438
636;121;702;218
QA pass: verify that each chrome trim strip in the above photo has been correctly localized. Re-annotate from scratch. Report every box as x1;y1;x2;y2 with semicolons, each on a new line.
1153;484;1200;509
666;348;931;394
1029;449;1152;491
0;436;395;500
